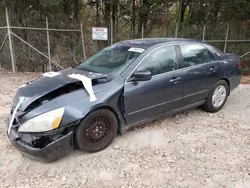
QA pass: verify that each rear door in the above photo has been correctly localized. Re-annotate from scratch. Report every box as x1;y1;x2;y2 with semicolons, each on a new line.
123;45;183;125
178;44;222;107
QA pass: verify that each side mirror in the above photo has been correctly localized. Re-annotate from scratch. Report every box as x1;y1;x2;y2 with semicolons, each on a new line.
132;70;152;81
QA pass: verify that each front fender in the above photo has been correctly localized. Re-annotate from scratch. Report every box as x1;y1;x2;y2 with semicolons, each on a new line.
21;85;127;134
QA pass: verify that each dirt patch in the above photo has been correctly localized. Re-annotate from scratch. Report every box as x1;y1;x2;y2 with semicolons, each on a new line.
241;75;250;84
0;71;250;188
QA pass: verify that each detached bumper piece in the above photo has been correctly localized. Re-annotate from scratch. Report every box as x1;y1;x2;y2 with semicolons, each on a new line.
8;125;75;162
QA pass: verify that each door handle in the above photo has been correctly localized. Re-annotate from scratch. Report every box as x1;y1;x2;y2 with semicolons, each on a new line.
170;77;181;83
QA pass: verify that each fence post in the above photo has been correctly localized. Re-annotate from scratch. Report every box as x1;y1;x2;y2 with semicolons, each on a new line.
141;24;144;39
202;26;206;42
224;23;230;53
80;23;86;60
5;7;15;73
175;23;178;38
46;17;52;71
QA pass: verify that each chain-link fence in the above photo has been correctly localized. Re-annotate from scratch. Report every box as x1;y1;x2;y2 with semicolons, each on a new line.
204;21;250;74
0;7;249;74
0;7;87;72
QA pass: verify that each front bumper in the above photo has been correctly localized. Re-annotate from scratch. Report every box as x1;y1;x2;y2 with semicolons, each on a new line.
10;131;74;162
7;118;75;162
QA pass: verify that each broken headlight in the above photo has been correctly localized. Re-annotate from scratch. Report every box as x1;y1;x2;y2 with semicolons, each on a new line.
18;108;65;133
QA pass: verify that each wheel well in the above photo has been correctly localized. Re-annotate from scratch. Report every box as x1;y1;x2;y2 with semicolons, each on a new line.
219;78;230;95
73;106;121;149
88;106;121;132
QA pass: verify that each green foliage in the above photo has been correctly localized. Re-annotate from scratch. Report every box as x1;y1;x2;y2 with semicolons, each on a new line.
39;0;64;13
2;0;250;73
0;0;6;7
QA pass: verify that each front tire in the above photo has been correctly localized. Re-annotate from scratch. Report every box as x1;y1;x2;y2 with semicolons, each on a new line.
203;80;229;113
75;109;118;153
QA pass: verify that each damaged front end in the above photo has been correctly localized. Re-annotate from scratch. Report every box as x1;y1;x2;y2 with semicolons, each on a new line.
8;126;75;162
7;104;78;162
7;68;111;162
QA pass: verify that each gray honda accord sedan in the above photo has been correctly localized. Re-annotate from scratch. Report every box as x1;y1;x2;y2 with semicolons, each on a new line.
6;38;242;162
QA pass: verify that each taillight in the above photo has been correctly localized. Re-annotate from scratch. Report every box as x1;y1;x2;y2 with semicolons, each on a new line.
238;59;242;69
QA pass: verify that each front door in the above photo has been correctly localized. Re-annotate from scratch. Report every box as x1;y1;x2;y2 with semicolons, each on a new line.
178;44;222;106
124;45;183;125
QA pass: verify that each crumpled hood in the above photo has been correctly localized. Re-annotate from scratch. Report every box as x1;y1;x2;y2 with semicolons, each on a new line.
13;68;108;111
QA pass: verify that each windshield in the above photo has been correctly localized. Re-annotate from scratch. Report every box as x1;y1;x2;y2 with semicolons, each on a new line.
75;44;144;75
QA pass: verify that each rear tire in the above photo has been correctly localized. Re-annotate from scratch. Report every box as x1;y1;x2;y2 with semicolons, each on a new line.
203;80;229;113
75;109;118;153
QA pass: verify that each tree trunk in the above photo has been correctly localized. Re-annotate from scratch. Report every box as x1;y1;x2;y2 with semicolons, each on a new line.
131;0;136;38
178;0;191;31
212;0;221;22
137;0;146;38
95;1;102;50
104;0;111;27
63;0;70;15
95;1;100;26
111;0;118;42
73;0;79;20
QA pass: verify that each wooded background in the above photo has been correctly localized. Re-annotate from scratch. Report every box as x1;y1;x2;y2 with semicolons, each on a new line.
0;0;249;74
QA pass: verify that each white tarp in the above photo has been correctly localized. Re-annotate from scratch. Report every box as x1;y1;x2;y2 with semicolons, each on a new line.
68;74;97;102
43;72;61;77
8;97;25;135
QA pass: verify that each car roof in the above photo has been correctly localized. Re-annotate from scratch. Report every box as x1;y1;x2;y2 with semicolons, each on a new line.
117;38;201;48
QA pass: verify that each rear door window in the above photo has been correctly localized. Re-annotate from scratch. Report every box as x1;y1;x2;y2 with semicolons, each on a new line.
179;44;209;68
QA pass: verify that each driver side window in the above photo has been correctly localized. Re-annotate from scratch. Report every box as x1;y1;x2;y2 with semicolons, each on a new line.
137;46;178;76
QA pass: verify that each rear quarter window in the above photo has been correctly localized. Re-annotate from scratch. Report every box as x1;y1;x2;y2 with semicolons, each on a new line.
207;49;216;61
204;44;225;60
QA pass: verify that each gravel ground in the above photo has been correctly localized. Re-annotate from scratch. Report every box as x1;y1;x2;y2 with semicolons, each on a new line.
0;70;250;188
